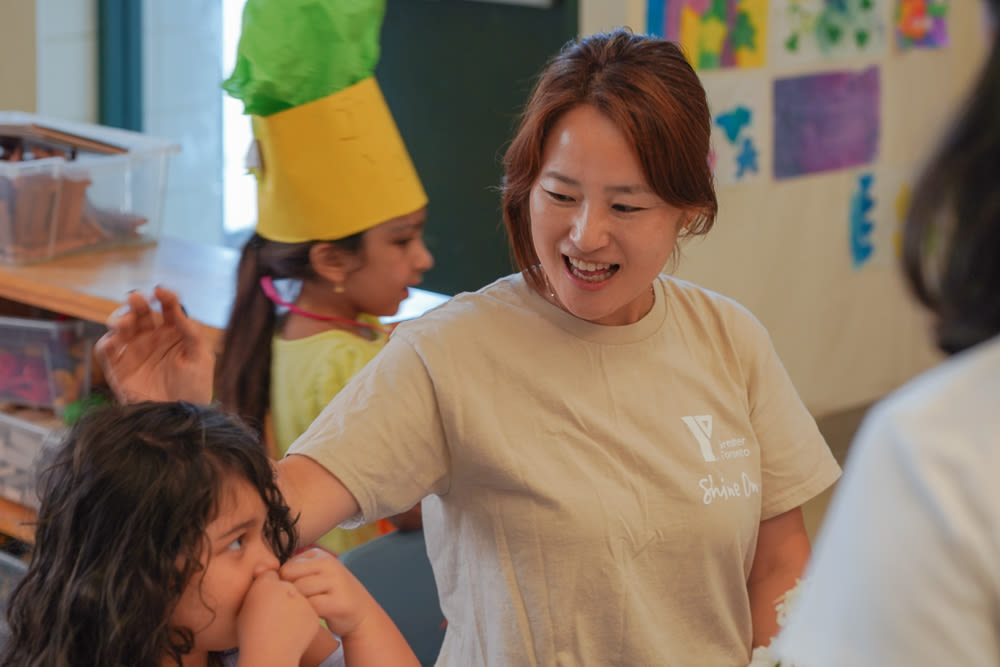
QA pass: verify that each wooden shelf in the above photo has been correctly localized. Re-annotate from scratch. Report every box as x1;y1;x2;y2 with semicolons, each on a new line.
0;238;450;544
0;497;36;545
0;237;238;344
0;238;236;544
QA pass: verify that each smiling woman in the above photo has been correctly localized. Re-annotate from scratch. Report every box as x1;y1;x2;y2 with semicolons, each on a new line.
527;105;690;325
97;28;840;666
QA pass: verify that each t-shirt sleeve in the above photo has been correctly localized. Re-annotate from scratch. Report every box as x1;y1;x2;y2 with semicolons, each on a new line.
735;308;840;519
222;644;345;667
288;334;451;525
318;643;346;667
773;405;1000;666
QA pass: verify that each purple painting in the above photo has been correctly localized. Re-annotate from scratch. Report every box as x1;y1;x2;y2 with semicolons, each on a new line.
773;67;881;180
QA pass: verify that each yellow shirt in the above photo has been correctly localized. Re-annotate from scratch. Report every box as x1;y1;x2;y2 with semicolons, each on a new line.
271;314;387;553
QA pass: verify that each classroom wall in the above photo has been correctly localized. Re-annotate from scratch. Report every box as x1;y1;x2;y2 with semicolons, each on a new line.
0;0;98;122
0;0;39;112
579;1;989;417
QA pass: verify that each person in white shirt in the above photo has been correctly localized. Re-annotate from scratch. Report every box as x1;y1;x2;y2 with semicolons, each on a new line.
773;1;1000;664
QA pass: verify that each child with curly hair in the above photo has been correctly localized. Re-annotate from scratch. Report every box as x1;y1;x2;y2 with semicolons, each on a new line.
0;401;418;667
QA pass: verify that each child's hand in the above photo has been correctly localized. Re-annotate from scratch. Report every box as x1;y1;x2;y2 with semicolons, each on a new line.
237;569;320;664
279;548;377;639
96;286;215;405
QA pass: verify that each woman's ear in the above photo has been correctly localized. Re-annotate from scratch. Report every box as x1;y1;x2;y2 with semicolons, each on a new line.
680;208;705;234
308;243;352;284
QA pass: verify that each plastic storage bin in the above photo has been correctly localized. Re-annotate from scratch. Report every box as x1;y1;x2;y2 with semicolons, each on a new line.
0;315;98;415
0;408;64;511
0;549;27;603
0;111;179;265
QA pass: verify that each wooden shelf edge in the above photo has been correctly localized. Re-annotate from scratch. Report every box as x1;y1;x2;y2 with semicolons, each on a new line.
0;497;36;544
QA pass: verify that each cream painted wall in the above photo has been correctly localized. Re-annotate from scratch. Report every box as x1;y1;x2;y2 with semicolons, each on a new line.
579;0;645;35
0;0;97;122
0;0;38;112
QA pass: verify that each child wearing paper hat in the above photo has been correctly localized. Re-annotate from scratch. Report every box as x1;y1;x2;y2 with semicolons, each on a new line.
214;0;433;554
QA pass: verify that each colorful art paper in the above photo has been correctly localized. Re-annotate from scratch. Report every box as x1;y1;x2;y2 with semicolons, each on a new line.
703;73;768;184
646;0;769;69
773;67;880;180
895;0;948;50
849;168;913;268
771;0;888;65
849;172;876;267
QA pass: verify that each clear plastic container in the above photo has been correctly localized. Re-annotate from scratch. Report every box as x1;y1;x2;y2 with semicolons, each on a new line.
0;111;179;264
0;408;64;511
0;315;97;415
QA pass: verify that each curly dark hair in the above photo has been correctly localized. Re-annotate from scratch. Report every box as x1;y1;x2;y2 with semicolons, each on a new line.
0;401;298;667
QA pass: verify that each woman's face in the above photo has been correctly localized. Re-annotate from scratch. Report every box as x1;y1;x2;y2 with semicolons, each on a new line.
529;104;691;326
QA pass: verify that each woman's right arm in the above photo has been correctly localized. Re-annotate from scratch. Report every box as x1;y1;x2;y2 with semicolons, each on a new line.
278;454;361;545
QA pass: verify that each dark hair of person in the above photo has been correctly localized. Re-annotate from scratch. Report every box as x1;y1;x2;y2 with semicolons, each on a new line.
215;231;364;431
903;0;1000;354
501;29;719;294
0;402;298;667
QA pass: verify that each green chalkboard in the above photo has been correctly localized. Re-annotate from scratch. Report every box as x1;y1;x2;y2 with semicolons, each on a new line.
377;0;578;295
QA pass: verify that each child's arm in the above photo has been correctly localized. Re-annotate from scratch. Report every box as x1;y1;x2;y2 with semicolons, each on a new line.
236;570;323;667
280;548;420;667
301;627;342;667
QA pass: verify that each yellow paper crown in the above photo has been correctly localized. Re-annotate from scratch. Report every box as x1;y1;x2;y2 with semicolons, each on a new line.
251;77;427;243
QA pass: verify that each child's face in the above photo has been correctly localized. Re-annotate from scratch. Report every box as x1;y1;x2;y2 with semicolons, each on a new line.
170;476;280;657
342;208;434;317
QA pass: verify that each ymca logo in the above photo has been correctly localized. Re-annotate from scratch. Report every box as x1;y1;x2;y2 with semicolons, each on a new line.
681;415;716;462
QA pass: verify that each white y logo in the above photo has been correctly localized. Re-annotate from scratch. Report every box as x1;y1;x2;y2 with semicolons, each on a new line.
682;415;716;462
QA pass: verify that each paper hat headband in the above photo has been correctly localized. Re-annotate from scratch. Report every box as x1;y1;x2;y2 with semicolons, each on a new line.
223;0;426;243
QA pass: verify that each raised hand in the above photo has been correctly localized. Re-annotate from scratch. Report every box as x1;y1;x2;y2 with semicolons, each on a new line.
236;569;320;666
95;286;215;404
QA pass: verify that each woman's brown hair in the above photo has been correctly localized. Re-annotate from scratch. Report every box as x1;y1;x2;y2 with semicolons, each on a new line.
502;29;718;294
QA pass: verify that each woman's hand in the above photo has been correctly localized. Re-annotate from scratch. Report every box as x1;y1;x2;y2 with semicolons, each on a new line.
95;286;215;404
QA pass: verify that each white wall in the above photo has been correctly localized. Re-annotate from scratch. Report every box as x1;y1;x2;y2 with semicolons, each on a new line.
0;0;97;119
0;0;38;112
142;0;224;245
35;0;98;123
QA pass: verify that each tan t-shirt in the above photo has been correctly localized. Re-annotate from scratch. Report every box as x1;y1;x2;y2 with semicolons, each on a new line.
290;273;840;666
